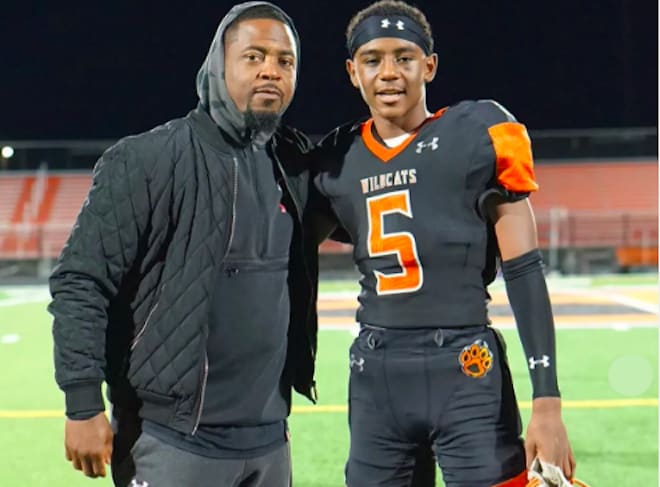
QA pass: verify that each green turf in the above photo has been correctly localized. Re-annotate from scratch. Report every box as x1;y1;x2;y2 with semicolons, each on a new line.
0;292;657;486
318;279;360;294
589;273;658;287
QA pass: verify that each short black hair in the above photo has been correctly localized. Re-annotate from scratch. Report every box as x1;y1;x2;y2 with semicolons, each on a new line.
224;5;291;44
346;0;433;53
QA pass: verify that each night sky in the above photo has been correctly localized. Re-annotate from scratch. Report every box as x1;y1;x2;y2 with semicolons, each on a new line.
1;0;657;140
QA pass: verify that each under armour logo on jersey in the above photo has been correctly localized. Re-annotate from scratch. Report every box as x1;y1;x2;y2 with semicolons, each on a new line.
528;355;551;369
415;137;439;153
381;18;405;30
349;353;365;372
129;480;149;487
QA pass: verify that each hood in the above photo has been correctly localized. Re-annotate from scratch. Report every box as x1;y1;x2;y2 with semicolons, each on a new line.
196;1;301;147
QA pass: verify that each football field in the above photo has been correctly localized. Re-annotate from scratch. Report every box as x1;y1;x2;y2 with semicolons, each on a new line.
0;274;657;486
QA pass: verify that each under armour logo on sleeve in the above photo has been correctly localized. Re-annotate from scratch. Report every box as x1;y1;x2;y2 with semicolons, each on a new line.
528;355;551;369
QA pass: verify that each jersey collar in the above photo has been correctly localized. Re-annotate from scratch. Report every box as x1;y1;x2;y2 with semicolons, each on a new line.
361;107;447;163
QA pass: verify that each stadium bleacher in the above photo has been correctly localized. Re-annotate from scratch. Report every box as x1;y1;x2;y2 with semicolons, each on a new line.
0;160;657;269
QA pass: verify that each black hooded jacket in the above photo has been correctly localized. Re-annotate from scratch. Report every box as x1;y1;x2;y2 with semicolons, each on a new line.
49;2;320;435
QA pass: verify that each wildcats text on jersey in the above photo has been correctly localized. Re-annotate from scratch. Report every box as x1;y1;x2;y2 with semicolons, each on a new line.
360;168;417;195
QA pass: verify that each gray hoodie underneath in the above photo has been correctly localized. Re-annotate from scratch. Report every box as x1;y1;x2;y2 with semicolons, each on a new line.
195;1;300;147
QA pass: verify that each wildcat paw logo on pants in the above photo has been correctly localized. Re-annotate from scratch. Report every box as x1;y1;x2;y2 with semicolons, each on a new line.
459;339;493;378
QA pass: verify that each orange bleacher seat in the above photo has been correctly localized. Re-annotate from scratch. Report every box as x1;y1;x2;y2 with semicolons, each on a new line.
0;174;92;258
41;174;92;257
616;246;659;268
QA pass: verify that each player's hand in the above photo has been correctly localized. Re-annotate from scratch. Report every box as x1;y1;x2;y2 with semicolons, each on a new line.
525;397;576;480
65;412;113;478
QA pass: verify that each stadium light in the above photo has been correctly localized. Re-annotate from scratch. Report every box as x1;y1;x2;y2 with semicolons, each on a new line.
1;146;14;159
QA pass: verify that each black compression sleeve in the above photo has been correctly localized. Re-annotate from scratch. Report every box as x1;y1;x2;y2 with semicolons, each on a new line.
501;249;560;398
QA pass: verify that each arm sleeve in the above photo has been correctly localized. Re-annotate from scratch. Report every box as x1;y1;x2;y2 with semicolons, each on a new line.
49;142;151;417
502;249;560;398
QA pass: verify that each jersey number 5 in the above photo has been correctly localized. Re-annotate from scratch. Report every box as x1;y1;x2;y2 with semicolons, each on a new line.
367;189;423;295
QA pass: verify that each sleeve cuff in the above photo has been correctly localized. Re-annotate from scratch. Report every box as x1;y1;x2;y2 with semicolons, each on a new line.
63;382;105;418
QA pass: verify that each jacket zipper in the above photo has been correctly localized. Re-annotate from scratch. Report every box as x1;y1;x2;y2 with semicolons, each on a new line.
251;147;269;256
191;353;209;435
222;157;239;260
130;286;164;350
192;157;238;434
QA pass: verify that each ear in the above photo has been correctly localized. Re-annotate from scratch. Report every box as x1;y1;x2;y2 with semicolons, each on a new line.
423;53;438;83
346;58;361;89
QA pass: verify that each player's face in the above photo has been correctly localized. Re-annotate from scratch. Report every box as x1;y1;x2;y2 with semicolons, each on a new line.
347;38;437;124
224;19;297;114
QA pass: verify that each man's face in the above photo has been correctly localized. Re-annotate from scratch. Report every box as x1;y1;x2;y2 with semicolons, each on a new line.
224;18;297;115
347;37;437;122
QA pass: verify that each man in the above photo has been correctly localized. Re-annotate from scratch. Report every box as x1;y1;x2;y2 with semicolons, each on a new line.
312;1;580;486
50;3;319;486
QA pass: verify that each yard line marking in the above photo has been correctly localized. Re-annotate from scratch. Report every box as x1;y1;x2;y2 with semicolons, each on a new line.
557;287;658;315
1;398;657;418
1;334;20;344
291;398;659;413
0;410;65;418
594;291;658;315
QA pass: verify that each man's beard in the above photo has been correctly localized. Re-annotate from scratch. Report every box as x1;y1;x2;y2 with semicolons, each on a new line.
244;109;281;145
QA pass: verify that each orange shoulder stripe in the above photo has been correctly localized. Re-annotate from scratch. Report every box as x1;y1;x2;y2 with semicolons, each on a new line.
488;122;539;193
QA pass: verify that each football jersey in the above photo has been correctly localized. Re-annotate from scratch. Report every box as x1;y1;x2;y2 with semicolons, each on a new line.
313;100;538;328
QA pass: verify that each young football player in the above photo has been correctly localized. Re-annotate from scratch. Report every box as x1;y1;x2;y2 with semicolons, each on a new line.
311;1;584;486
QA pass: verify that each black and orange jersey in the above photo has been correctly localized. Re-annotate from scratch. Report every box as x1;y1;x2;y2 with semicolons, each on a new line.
313;100;538;328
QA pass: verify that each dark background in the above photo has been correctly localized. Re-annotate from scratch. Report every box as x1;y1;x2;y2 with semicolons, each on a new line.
1;0;657;140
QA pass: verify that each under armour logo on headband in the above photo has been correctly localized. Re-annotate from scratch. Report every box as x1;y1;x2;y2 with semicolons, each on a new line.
348;15;431;57
381;18;405;30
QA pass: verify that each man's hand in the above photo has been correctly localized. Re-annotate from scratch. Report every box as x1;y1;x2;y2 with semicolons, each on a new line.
525;397;576;480
65;412;113;478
